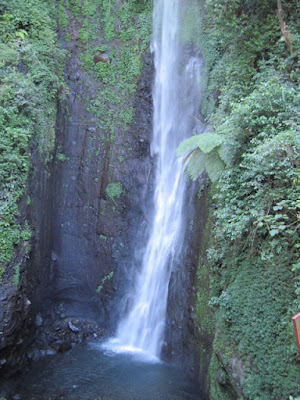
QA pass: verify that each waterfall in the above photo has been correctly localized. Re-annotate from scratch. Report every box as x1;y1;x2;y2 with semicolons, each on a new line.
103;0;202;360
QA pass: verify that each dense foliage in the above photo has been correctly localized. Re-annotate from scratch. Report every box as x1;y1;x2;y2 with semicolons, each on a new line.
0;0;64;277
188;0;300;398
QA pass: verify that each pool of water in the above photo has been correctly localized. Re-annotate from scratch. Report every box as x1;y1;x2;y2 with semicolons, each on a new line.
17;341;204;400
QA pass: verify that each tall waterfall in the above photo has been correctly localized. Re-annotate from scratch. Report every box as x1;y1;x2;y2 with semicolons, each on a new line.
104;0;202;360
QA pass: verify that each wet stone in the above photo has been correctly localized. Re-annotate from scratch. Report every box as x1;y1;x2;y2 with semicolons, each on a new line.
68;320;80;333
36;313;43;326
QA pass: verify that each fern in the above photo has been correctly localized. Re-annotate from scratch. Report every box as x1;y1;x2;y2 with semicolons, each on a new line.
178;132;226;182
186;151;207;180
204;149;225;182
177;132;223;156
186;149;225;182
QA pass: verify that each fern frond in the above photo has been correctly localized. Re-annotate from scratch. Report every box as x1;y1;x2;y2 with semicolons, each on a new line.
177;135;204;156
177;132;223;156
217;144;232;166
205;149;225;182
186;149;207;180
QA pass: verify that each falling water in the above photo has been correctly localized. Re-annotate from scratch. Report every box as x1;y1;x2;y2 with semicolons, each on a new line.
104;0;202;360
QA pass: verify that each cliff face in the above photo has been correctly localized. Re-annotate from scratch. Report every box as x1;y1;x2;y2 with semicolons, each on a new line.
26;0;157;354
40;49;155;329
0;0;155;381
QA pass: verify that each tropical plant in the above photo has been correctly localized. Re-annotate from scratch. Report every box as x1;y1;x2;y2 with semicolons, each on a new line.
177;132;228;182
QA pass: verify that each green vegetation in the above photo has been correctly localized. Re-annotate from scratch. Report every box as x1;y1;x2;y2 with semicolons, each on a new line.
106;182;123;203
96;271;114;294
0;0;64;275
0;267;5;283
177;133;227;182
61;0;151;214
184;0;300;398
57;153;69;162
75;0;152;143
12;263;20;286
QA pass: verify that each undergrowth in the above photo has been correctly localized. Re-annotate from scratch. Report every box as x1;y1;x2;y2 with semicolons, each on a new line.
192;0;300;398
0;0;64;276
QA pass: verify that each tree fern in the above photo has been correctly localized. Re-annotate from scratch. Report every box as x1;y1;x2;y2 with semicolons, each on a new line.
178;132;227;182
177;132;223;156
185;150;207;180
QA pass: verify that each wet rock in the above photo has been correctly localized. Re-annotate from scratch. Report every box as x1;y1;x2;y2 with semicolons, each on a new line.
57;341;72;353
0;14;154;385
216;370;226;386
93;53;109;64
45;348;56;356
51;251;57;261
68;320;80;333
36;313;43;326
27;349;40;361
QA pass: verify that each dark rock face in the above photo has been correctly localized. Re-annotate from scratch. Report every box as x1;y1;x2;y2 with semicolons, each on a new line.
0;154;54;380
0;18;154;389
163;180;210;384
0;272;31;377
30;39;155;334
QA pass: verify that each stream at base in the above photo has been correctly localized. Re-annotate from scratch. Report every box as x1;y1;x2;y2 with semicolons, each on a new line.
16;342;203;400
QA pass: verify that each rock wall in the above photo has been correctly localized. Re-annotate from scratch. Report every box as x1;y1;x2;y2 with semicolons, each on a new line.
164;179;211;399
29;2;155;346
0;0;155;385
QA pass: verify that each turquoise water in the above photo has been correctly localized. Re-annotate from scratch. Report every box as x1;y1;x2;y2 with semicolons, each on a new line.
17;342;203;400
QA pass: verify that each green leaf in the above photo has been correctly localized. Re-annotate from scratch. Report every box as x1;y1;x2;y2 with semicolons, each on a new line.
15;29;28;40
185;148;225;182
217;143;232;166
177;132;223;156
205;149;226;182
186;150;207;181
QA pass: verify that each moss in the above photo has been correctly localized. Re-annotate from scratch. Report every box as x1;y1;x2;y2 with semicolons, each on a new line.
0;267;5;283
12;263;20;286
57;153;68;162
74;0;152;147
195;185;216;389
106;182;123;202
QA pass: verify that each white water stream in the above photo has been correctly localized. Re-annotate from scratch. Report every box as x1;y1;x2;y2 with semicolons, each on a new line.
104;0;202;360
